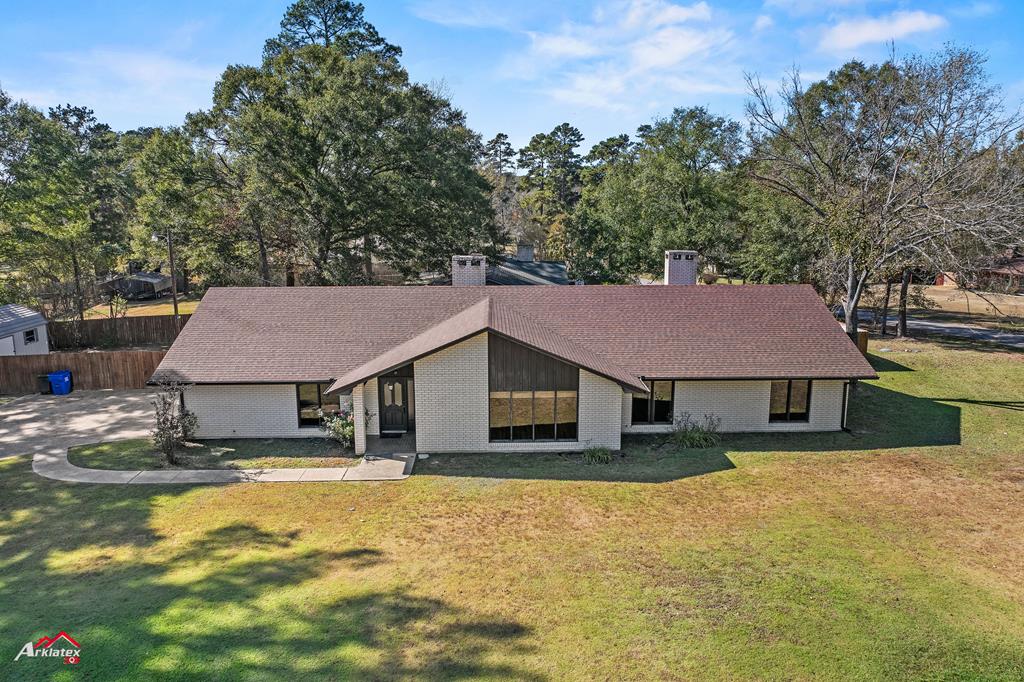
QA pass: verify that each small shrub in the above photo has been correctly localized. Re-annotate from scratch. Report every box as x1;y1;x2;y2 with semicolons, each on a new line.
583;446;614;464
152;382;199;466
669;413;722;449
320;410;355;450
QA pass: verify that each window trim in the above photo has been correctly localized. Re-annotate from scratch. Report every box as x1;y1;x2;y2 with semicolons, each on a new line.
631;380;675;425
23;328;37;345
769;379;813;423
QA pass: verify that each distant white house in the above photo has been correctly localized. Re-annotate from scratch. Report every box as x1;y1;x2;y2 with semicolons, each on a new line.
0;304;49;357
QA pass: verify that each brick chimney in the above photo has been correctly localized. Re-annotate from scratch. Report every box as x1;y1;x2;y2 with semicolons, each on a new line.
664;250;698;285
515;243;536;262
452;254;487;286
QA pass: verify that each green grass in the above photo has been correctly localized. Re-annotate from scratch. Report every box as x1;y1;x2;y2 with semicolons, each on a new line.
1;338;1023;680
82;294;202;319
67;438;359;470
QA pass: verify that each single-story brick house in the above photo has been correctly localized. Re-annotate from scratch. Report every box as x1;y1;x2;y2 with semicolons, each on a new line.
151;253;876;454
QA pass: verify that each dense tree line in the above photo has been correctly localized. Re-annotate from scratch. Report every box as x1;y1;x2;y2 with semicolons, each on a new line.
1;0;1022;334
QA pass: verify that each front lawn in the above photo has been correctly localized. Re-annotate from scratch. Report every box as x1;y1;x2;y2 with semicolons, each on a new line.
1;338;1022;680
67;438;359;470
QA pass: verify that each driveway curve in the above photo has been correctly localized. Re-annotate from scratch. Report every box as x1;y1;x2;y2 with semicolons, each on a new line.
0;389;412;484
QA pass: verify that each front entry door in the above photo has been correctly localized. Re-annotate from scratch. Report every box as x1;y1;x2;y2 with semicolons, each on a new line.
379;378;409;433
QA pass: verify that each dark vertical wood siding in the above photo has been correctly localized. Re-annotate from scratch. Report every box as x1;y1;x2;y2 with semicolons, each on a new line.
489;334;578;392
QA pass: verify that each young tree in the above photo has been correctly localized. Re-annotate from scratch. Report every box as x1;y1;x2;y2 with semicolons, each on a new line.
151;382;198;466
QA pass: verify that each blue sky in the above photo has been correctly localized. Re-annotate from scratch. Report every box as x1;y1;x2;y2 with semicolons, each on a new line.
1;1;1021;150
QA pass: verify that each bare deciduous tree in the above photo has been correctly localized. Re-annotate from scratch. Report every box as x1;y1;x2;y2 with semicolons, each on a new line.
746;47;1024;334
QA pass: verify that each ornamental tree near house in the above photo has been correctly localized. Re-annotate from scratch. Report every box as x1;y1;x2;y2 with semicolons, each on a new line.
152;383;198;466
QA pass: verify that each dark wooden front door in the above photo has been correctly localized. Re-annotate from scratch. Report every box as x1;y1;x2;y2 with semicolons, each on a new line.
379;378;409;433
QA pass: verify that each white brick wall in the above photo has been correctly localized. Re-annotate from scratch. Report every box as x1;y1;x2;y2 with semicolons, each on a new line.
184;384;352;439
364;377;379;436
622;379;846;433
664;250;699;285
353;384;366;454
451;255;487;286
413;332;622;453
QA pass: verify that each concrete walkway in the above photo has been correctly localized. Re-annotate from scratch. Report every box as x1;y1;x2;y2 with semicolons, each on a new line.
33;449;416;484
0;389;414;484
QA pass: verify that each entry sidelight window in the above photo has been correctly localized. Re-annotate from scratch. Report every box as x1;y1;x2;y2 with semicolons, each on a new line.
769;380;811;422
297;383;340;427
488;335;579;442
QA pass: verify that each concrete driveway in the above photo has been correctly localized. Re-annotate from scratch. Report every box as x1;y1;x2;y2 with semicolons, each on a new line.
0;389;156;460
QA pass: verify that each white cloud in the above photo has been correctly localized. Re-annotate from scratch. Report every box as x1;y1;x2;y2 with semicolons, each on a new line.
630;25;731;70
753;14;774;31
620;0;712;29
493;0;737;111
10;48;221;128
764;0;865;15
528;32;603;59
819;10;948;50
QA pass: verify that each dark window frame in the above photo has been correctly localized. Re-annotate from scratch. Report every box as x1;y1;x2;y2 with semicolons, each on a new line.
769;380;813;423
23;328;37;344
488;388;579;442
296;383;340;428
631;380;675;425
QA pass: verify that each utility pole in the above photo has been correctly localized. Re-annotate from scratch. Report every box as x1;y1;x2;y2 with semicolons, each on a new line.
166;223;180;331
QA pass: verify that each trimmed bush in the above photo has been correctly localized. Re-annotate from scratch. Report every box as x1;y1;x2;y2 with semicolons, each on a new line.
670;413;722;449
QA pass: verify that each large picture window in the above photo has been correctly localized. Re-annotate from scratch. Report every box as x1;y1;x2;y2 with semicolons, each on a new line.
296;383;341;427
488;335;579;442
631;380;674;425
769;380;811;422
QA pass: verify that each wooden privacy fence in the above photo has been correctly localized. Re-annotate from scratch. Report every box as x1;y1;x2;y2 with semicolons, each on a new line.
49;314;191;350
0;350;166;393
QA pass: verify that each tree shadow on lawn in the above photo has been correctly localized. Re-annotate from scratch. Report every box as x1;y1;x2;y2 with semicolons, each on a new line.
0;458;539;680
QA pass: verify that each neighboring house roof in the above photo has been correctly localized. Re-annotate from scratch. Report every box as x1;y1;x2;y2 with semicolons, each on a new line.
152;285;877;388
0;304;46;337
129;272;171;285
489;258;571;285
428;258;571;286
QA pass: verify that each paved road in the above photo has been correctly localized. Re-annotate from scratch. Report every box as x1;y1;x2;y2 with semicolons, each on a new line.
857;311;1024;350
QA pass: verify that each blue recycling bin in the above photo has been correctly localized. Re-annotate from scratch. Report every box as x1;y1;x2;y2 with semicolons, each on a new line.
48;370;73;396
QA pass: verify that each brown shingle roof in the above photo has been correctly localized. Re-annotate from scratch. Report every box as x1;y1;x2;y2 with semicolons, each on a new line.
326;298;649;393
151;284;877;388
